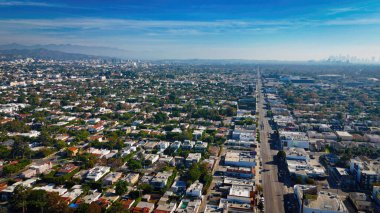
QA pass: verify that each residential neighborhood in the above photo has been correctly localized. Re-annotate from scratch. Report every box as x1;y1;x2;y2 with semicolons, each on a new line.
0;57;379;213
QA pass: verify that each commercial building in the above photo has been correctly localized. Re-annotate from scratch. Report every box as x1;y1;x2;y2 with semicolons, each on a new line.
350;158;380;190
294;185;348;213
280;131;310;149
227;185;254;204
348;192;374;212
224;151;255;168
285;147;310;162
225;167;255;179
287;159;326;179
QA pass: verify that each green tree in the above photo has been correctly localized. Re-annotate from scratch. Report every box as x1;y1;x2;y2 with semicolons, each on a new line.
128;159;142;171
277;150;286;160
188;163;201;183
11;137;31;159
138;183;153;194
28;190;48;213
10;185;30;213
115;180;129;195
38;130;54;146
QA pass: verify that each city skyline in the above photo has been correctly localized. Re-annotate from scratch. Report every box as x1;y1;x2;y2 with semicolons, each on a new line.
1;0;380;60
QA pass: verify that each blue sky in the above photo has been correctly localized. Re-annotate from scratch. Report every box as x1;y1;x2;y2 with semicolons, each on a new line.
0;0;380;60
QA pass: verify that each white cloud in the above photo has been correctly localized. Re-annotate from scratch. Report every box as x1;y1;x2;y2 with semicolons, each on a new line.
327;7;361;15
0;1;61;7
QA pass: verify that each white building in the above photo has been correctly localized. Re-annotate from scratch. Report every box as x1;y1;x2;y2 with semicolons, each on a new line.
294;185;348;213
365;134;380;143
33;184;68;196
151;171;172;189
227;185;254;204
335;131;353;141
224;151;255;168
158;141;170;151
103;172;123;185
86;166;111;182
186;180;203;198
145;154;159;164
186;153;202;167
285;147;310;162
176;199;201;213
280;131;310;149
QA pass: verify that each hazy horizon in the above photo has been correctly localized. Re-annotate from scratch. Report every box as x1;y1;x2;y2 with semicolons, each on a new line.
1;0;380;60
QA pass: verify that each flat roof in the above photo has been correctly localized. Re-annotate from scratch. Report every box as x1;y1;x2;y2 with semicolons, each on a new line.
229;185;253;198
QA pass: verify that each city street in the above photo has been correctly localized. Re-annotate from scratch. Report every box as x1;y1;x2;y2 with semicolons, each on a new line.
257;70;285;213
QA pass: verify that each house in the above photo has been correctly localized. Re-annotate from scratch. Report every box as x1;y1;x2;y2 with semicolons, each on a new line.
87;147;111;158
159;155;174;166
176;199;201;213
145;154;159;164
33;184;68;196
186;153;202;167
151;171;172;189
103;172;123;186
157;141;170;151
121;199;135;210
57;164;79;176
67;147;79;156
154;202;177;213
88;135;105;142
194;141;207;152
133;201;155;213
96;197;112;209
182;140;195;150
193;130;203;140
335;131;353;141
88;121;105;133
86;166;111;182
365;134;380;143
171;180;187;193
174;156;185;167
170;141;181;151
186;180;203;198
62;186;83;203
123;173;140;185
81;190;102;204
144;141;159;151
20;169;37;179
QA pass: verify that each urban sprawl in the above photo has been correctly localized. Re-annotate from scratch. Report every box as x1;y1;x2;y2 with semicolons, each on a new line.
0;58;379;213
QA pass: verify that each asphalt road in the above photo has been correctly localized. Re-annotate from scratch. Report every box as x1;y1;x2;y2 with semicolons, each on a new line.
257;71;285;213
199;146;224;212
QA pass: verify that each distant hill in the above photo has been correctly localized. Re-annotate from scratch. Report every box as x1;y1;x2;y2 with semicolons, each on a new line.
0;43;130;58
0;48;100;60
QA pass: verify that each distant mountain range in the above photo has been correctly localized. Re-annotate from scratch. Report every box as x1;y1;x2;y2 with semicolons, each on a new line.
0;48;104;60
0;43;130;58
